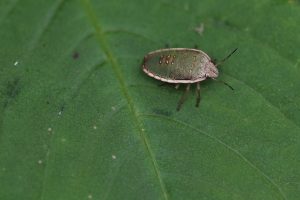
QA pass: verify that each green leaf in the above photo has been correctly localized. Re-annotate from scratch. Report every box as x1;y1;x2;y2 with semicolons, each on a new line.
1;0;300;199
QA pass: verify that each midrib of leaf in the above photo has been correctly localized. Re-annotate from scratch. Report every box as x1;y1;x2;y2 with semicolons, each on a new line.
80;0;169;199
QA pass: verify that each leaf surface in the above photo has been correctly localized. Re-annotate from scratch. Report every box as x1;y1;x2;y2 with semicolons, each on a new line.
0;0;300;199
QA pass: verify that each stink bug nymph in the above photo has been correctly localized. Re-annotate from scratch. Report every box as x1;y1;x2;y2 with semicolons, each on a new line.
142;48;238;111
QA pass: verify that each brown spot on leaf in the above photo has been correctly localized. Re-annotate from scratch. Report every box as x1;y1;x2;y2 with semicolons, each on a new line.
72;51;79;59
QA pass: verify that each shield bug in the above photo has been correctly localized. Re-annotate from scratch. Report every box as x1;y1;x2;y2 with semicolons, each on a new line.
142;48;237;111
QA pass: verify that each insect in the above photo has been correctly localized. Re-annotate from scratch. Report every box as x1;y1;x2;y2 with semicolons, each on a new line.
142;48;238;111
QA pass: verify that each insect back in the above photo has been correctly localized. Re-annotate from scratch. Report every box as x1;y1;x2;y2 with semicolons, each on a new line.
143;48;210;83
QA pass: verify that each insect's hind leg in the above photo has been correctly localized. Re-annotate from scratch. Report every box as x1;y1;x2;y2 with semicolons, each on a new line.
176;84;191;111
195;82;201;107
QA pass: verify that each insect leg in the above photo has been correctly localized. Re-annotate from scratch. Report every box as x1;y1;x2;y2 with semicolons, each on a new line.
195;82;201;107
176;84;191;111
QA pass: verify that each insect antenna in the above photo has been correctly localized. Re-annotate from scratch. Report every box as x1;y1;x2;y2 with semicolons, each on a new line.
216;48;238;67
212;78;234;90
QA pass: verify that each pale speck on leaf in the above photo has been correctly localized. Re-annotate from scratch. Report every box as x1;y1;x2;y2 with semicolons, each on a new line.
184;3;189;11
112;155;116;159
194;23;204;36
38;160;43;164
294;59;300;69
244;27;250;32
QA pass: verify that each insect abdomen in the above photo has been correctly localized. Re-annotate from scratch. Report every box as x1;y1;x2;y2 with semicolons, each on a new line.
143;49;208;82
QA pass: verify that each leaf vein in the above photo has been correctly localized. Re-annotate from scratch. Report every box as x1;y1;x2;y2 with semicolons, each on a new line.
28;0;65;50
80;0;169;199
224;73;300;130
0;0;20;26
140;113;287;200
